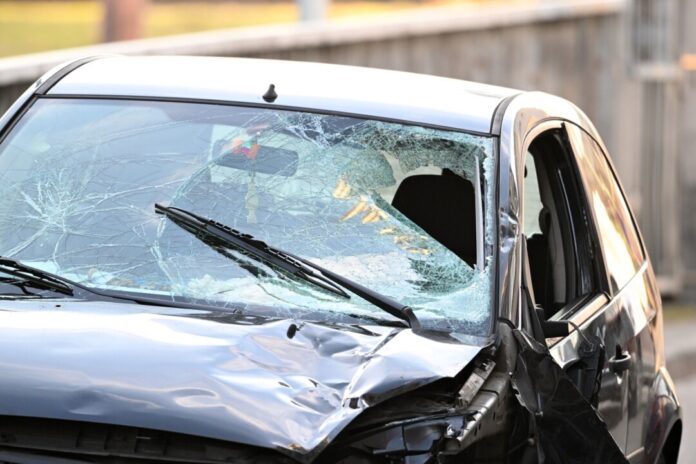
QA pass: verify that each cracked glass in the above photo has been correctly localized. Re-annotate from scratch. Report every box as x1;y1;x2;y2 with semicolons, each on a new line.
0;98;495;335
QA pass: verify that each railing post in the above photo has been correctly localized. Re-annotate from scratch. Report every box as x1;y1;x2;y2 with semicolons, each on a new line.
679;0;696;296
103;0;149;42
629;0;684;295
298;0;328;22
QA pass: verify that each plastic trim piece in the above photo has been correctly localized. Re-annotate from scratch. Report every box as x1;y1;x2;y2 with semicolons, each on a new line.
35;56;106;95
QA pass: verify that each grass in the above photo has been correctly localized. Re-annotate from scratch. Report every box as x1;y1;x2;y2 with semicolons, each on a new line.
0;0;464;57
0;2;101;56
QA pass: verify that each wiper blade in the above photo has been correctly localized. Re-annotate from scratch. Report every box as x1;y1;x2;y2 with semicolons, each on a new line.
155;204;349;298
155;203;420;328
0;257;75;296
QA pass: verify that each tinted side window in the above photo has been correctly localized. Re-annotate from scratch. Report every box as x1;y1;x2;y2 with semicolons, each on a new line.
568;125;645;292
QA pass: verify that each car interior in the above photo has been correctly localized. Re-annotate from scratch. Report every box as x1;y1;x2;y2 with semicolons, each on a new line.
523;129;598;319
391;169;477;268
384;127;599;315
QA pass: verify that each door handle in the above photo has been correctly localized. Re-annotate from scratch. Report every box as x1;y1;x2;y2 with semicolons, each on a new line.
608;348;631;374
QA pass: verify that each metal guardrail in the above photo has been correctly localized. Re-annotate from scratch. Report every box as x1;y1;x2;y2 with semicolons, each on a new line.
0;0;623;89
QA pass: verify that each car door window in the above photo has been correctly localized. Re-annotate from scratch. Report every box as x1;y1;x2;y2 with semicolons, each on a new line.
524;127;601;319
566;125;645;293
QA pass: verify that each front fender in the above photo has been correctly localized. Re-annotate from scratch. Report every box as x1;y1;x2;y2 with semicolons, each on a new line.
642;367;681;464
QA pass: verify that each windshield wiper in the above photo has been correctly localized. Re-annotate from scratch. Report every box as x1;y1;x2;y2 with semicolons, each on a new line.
155;203;420;328
0;258;75;296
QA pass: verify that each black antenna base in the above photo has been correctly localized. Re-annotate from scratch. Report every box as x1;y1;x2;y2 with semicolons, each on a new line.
262;84;278;103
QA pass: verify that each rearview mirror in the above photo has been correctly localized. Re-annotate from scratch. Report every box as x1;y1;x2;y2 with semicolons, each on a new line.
214;141;299;177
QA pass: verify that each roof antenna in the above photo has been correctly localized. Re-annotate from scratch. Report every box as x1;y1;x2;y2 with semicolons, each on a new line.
262;84;278;103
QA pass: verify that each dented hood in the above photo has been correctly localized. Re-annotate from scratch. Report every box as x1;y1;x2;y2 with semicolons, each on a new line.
0;300;484;459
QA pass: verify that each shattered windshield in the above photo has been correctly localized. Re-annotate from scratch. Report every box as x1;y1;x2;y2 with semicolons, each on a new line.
0;98;495;335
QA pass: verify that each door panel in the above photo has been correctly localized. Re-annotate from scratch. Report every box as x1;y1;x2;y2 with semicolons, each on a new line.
549;297;631;453
523;121;655;455
562;123;657;456
620;267;659;455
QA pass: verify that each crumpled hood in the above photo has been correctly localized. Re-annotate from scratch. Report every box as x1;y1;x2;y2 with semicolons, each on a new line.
0;300;484;459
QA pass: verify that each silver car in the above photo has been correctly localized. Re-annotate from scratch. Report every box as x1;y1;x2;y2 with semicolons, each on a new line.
0;56;681;464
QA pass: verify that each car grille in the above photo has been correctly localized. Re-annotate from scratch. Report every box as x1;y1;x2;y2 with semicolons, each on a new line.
0;416;295;463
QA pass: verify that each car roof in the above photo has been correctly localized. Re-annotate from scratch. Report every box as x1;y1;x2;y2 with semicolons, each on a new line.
46;56;520;135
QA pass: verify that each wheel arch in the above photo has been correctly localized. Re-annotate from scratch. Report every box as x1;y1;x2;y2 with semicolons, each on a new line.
642;367;681;464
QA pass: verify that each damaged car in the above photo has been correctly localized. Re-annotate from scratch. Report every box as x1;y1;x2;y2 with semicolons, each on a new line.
0;56;681;464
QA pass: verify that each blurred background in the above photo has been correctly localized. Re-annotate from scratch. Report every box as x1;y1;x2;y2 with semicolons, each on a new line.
0;0;694;460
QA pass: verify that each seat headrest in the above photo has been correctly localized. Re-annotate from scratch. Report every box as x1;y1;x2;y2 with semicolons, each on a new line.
391;172;476;266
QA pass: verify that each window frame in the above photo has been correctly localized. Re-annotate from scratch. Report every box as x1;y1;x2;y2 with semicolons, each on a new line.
521;121;611;322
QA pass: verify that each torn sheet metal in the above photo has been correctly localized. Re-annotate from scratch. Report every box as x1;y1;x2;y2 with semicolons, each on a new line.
511;329;628;464
0;300;484;461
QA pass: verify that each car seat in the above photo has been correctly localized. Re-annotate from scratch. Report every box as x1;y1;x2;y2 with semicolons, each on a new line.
527;207;554;316
391;170;477;267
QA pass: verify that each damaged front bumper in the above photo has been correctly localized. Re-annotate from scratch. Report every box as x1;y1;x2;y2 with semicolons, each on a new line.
0;302;629;464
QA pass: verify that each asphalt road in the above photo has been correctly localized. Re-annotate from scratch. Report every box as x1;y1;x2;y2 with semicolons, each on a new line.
664;313;696;464
675;376;696;463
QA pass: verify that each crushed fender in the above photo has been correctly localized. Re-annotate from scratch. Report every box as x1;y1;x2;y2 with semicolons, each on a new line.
511;329;629;464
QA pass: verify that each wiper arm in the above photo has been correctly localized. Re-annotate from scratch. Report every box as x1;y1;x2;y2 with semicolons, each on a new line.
0;257;75;296
155;203;420;329
155;204;349;298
